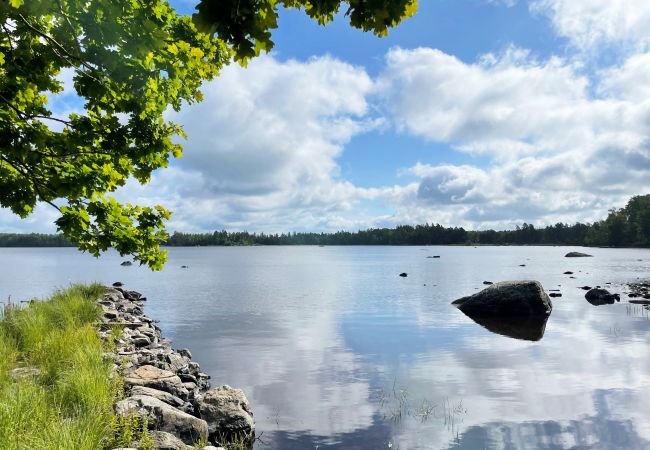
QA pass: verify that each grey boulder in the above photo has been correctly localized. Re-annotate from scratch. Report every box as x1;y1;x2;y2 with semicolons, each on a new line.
195;385;255;438
452;280;552;317
114;395;208;444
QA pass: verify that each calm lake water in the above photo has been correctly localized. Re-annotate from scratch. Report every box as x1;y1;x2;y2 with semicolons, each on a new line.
1;246;650;449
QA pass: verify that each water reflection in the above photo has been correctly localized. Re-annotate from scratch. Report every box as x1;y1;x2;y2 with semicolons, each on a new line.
457;312;549;341
1;247;650;449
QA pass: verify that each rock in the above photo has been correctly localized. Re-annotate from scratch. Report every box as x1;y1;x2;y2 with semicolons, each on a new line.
629;299;650;305
452;280;552;317
149;431;188;450
113;282;124;287
181;265;189;269
114;395;208;444
201;447;226;450
11;367;41;379
123;365;189;399
580;286;592;290
585;288;619;306
565;252;593;257
563;271;573;275
121;261;133;266
195;385;255;439
426;255;441;259
178;348;192;359
130;386;185;408
482;281;493;285
519;264;526;267
549;293;562;298
399;273;407;277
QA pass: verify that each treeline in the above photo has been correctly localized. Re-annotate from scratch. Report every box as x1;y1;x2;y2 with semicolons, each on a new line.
167;195;650;247
0;233;73;247
2;195;649;248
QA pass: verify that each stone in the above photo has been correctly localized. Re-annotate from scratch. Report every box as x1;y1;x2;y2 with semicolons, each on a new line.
565;252;593;257
113;282;124;287
11;367;41;379
123;365;189;399
149;431;188;450
201;447;226;450
482;281;493;285
452;280;552;317
399;273;407;277
585;288;619;306
563;271;573;275
549;293;562;298
121;261;133;266
195;385;255;438
178;348;192;359
114;395;208;444
130;386;186;408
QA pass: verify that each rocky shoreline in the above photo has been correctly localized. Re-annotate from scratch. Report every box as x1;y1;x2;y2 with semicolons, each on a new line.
98;285;255;450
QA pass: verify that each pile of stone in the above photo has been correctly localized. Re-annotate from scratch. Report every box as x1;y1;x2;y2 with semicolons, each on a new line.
98;286;254;450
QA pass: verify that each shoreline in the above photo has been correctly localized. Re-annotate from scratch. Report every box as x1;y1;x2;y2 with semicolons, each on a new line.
99;285;255;449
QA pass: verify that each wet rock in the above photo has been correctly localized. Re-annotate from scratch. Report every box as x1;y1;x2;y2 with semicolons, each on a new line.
452;280;552;317
113;282;124;287
579;286;592;291
399;273;407;277
483;281;493;285
123;365;189;399
115;395;208;444
563;271;573;275
195;385;255;439
585;288;619;306
565;252;593;257
549;293;562;298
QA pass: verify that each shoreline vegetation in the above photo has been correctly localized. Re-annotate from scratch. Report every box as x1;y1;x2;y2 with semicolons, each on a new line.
0;195;648;250
0;284;254;450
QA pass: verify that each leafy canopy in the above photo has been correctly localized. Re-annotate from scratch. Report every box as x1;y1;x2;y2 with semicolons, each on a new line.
0;0;416;269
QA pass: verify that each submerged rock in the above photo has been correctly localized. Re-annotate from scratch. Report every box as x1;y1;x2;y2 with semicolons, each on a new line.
585;288;619;306
483;281;493;285
565;252;593;257
549;293;562;298
195;385;255;440
399;273;408;277
452;280;552;317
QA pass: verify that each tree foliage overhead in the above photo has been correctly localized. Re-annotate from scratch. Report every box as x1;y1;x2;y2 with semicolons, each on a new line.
0;0;417;269
193;0;418;62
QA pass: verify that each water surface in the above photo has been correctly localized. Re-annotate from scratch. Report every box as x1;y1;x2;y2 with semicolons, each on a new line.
1;246;649;449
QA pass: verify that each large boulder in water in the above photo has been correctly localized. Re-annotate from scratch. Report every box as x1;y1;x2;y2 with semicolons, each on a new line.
565;252;592;257
452;280;552;317
585;288;619;306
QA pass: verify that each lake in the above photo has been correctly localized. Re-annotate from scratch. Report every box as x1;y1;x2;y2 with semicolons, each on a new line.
1;246;649;449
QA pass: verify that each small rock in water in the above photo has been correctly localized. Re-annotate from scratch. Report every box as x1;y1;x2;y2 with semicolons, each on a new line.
120;261;132;266
563;271;573;275
549;293;562;298
580;286;592;290
585;288;619;306
483;281;493;285
399;273;408;277
181;265;189;269
112;282;124;287
565;252;593;257
519;264;526;267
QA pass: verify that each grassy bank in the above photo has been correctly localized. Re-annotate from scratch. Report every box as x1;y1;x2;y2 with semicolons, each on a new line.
0;284;147;449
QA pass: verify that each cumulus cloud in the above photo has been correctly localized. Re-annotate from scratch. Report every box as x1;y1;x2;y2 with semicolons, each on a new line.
530;0;650;50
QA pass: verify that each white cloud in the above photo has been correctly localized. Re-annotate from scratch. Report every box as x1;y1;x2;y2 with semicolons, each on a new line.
530;0;650;50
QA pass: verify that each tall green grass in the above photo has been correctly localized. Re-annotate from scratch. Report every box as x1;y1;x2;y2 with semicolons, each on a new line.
0;284;147;450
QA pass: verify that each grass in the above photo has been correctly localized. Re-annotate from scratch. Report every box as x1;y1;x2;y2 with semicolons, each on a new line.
0;283;150;450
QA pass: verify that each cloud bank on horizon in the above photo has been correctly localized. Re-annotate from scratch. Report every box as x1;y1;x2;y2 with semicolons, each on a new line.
2;0;650;234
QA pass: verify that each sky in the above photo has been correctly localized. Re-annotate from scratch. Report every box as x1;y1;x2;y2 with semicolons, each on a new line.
5;0;650;233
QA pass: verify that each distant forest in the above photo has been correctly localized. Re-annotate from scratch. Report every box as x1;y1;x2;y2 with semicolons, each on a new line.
2;195;649;248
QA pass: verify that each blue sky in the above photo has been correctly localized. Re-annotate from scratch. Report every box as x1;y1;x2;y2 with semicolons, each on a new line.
4;0;650;233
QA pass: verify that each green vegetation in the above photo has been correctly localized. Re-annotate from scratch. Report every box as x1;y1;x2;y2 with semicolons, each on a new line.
0;0;415;269
0;284;146;449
